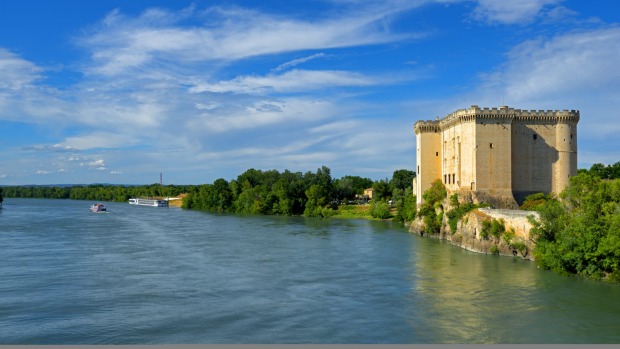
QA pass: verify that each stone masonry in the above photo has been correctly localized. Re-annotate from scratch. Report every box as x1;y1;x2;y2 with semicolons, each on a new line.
413;105;579;208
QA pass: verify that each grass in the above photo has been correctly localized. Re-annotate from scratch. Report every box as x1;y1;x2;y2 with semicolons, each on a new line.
331;204;374;219
331;204;397;220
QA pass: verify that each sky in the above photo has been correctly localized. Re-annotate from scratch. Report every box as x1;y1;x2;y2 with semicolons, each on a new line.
1;0;619;185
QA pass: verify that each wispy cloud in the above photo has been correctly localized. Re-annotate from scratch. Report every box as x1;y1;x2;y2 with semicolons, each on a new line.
190;69;378;94
0;48;42;90
471;0;564;24
272;53;329;72
79;4;422;76
22;144;76;152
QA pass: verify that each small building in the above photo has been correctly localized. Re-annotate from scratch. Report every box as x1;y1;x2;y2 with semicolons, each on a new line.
363;188;374;200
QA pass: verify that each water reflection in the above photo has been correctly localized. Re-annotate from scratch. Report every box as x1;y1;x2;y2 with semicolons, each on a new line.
410;237;620;343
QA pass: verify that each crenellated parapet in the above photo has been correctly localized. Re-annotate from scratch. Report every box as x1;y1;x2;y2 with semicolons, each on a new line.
414;120;440;134
433;105;580;129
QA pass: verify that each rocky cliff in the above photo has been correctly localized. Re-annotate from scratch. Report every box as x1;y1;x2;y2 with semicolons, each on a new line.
409;206;539;261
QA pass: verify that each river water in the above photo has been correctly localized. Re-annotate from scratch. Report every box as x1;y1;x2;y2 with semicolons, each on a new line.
0;198;618;344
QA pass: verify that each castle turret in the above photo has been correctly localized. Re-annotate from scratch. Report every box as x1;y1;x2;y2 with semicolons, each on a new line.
554;111;579;193
414;120;442;205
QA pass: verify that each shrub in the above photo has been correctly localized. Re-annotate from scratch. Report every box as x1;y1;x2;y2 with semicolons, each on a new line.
480;220;491;239
370;200;391;219
490;245;500;255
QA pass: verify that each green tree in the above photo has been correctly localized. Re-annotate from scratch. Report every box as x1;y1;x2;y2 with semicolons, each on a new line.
372;178;391;201
304;184;330;217
390;169;416;191
531;172;620;281
370;200;391;219
418;179;447;234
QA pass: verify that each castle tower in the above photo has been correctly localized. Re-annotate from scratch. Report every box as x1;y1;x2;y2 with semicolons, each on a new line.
414;106;579;208
472;106;515;203
553;112;579;193
414;121;442;205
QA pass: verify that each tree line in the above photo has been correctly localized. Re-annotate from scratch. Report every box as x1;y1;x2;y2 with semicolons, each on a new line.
1;166;417;220
1;183;189;202
579;161;620;179
182;166;416;220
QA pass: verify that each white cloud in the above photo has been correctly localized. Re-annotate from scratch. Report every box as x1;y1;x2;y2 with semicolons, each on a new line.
189;98;337;133
0;49;42;90
79;4;422;76
22;144;76;152
472;0;563;24
63;132;138;150
190;69;377;94
272;53;329;72
501;28;620;101
80;159;106;170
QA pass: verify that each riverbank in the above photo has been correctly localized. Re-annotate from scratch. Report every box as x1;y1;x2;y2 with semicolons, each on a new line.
409;207;538;261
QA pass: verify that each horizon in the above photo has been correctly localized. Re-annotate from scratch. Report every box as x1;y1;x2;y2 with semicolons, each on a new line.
1;0;620;185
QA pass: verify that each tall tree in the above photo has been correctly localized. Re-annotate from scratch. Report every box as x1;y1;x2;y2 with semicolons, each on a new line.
390;169;416;191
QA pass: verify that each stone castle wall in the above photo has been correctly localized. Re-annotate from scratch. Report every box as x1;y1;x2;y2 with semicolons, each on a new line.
413;105;579;207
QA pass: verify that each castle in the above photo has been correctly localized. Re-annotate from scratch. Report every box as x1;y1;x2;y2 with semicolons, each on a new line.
413;105;580;208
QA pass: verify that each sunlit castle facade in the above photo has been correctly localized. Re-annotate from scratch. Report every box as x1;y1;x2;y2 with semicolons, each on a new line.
413;105;579;208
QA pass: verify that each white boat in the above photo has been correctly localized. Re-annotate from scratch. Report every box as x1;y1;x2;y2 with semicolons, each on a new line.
128;198;169;207
90;203;107;213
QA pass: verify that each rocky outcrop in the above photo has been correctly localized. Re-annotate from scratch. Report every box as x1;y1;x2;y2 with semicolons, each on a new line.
409;206;539;261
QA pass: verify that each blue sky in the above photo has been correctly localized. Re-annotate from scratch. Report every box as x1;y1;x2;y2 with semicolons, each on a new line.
1;0;619;185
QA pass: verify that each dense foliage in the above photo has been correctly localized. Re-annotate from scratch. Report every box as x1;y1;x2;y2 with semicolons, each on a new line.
417;179;447;234
520;192;554;211
183;166;417;219
530;172;620;282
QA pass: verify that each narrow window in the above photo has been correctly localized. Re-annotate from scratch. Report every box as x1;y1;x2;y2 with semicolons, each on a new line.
571;134;573;139
490;143;493;149
444;175;446;183
452;174;455;184
436;152;439;156
533;134;537;140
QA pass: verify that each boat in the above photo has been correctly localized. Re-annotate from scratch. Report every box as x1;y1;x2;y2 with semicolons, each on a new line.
90;203;107;213
128;198;169;207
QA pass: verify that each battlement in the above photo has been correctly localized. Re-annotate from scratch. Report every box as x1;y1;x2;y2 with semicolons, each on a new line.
414;120;440;134
437;106;579;129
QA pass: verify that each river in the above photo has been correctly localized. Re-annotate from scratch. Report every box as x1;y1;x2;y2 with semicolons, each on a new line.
0;198;618;344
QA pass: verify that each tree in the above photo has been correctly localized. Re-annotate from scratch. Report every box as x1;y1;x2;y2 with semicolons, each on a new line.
373;178;391;200
418;179;447;234
531;172;620;281
390;169;416;191
370;200;391;219
304;184;330;217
